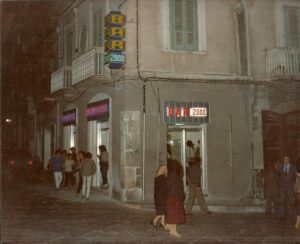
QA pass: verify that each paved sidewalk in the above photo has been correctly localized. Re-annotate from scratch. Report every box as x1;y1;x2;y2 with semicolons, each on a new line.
2;181;300;243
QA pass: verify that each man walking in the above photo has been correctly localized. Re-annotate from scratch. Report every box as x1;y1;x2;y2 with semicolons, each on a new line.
52;149;63;190
185;157;211;215
277;156;296;220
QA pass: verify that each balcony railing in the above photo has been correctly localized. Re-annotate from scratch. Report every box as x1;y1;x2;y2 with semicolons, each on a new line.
72;47;105;86
266;47;300;78
50;66;72;93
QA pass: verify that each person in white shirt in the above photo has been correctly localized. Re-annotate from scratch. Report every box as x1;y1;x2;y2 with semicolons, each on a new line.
64;153;74;188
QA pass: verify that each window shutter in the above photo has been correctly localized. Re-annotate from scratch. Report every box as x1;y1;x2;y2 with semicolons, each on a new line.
284;6;300;48
170;0;198;51
185;0;198;50
93;10;103;47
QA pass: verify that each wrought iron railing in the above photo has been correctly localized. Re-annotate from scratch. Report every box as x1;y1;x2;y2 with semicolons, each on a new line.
72;47;105;85
50;66;72;93
266;47;300;77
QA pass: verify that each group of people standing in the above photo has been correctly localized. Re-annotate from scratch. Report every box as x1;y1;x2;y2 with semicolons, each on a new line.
152;156;211;238
48;145;109;200
264;155;300;229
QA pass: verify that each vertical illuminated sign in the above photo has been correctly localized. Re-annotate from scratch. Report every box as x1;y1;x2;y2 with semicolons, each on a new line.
104;11;126;69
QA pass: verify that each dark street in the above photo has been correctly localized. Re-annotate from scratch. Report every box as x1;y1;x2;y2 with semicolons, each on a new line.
1;173;300;244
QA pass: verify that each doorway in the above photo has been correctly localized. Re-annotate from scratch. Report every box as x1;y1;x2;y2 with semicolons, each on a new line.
262;110;300;167
88;120;109;187
167;124;207;192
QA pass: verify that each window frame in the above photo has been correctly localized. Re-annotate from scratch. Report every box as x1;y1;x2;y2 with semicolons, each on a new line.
275;0;300;48
93;9;104;48
163;0;207;53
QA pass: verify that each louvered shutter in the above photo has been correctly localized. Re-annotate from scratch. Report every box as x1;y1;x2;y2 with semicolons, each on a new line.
284;6;300;48
93;10;103;47
170;0;198;51
185;0;198;50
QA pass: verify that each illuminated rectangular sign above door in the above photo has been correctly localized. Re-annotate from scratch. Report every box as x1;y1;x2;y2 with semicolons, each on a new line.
62;109;76;126
86;99;110;122
164;101;209;124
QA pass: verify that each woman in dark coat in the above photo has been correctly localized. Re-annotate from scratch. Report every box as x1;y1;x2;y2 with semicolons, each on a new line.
294;158;300;229
152;164;168;228
165;159;186;238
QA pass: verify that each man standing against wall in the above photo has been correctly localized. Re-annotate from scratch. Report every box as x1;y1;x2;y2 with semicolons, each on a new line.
277;156;296;220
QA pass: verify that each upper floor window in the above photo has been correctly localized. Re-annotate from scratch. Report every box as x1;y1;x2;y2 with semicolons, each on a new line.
93;10;104;47
66;30;75;65
167;0;206;52
284;6;300;48
80;25;87;54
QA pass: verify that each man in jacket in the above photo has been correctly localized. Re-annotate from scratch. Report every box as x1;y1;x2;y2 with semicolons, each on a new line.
185;157;211;215
277;156;296;220
52;149;63;190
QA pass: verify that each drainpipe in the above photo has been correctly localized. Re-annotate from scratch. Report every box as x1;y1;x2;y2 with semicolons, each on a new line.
242;0;256;197
136;0;146;201
56;101;61;149
229;114;234;204
89;0;93;49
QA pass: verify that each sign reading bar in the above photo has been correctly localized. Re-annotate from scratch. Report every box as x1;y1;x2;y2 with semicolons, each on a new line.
62;109;76;126
164;101;209;124
104;11;126;69
86;99;110;122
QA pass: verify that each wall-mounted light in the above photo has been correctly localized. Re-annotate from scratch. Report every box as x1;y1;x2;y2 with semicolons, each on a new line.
5;118;13;124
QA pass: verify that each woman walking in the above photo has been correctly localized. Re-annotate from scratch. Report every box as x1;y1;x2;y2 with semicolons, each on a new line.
165;159;186;238
294;163;300;229
152;164;168;229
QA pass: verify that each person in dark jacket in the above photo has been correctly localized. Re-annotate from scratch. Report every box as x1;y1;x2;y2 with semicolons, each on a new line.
277;156;296;220
75;151;85;195
52;149;63;190
165;159;186;238
185;157;211;215
151;164;168;229
294;160;300;229
264;163;278;214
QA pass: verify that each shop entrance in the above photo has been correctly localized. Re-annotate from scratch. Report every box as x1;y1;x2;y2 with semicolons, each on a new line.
88;120;109;187
262;110;300;168
167;125;207;192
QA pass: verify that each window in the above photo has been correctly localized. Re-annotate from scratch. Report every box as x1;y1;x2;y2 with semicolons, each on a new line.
235;3;248;75
284;6;300;48
169;0;198;51
66;30;75;65
80;25;87;54
93;10;104;47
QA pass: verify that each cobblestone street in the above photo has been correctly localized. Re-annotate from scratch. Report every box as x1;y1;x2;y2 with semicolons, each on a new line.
2;176;300;243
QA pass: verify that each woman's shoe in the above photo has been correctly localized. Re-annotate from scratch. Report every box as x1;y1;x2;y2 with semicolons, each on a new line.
169;232;181;238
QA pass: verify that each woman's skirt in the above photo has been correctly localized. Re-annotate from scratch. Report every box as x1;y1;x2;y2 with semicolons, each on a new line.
166;196;186;225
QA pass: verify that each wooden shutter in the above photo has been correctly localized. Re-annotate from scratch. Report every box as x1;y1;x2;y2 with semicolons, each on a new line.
284;6;300;48
66;30;74;65
170;0;198;51
262;110;284;169
185;0;198;50
93;10;103;47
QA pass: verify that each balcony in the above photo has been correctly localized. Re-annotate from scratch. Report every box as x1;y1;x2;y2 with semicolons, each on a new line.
50;66;72;93
266;47;300;79
72;47;105;86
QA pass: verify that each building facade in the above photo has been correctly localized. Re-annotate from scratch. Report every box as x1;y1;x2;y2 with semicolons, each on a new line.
44;0;300;204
